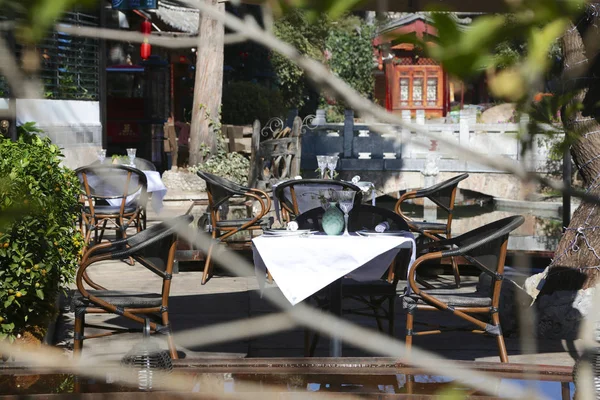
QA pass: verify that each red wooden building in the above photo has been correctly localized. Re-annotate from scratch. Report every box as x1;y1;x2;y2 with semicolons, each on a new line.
373;13;487;118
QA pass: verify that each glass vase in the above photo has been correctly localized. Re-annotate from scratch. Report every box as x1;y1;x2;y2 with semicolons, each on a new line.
321;202;344;236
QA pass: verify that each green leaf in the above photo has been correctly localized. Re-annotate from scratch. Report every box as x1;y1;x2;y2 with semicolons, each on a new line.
36;289;44;300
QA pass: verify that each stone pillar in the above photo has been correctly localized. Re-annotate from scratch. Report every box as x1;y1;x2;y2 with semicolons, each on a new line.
401;110;411;124
416;109;425;125
421;153;440;221
459;109;470;148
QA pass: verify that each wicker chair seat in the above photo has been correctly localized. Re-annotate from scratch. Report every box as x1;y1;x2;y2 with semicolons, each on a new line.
83;205;139;215
73;290;162;309
411;221;446;232
402;289;492;308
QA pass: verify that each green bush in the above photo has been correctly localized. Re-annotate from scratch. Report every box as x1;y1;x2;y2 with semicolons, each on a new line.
188;115;250;186
0;124;83;341
221;81;286;126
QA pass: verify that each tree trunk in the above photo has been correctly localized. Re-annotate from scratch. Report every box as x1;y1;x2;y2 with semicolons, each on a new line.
188;0;224;166
544;16;600;292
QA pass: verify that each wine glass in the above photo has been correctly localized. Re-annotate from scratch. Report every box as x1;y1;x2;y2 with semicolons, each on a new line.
327;155;339;180
126;148;137;167
97;149;106;164
336;190;356;236
316;155;328;179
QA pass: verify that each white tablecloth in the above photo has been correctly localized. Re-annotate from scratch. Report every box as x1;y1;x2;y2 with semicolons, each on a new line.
252;233;415;305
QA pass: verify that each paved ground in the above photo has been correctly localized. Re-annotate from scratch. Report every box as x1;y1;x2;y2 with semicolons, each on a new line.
52;202;581;368
55;260;581;368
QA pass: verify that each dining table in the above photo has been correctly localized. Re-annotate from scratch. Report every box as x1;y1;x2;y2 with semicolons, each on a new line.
252;231;415;356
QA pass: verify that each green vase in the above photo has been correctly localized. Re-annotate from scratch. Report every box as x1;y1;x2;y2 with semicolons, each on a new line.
321;202;344;236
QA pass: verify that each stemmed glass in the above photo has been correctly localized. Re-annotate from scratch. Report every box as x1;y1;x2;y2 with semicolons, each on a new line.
316;155;328;179
326;155;339;179
97;149;106;164
126;148;137;167
336;190;357;236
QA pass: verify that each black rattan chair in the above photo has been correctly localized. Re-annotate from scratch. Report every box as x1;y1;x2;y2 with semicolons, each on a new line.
197;171;272;285
73;215;193;359
274;179;363;222
403;215;524;363
76;164;148;249
296;204;412;356
395;173;469;287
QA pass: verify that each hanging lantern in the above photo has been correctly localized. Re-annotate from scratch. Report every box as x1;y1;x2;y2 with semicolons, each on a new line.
140;39;151;60
141;19;152;35
140;19;152;60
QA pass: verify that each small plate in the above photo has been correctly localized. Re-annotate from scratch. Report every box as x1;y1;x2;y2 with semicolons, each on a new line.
263;229;315;237
356;230;409;237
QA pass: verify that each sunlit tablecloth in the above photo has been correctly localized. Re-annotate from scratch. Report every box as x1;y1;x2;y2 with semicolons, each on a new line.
252;233;415;305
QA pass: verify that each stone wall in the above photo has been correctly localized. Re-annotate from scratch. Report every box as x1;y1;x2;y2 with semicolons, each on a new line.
338;170;533;201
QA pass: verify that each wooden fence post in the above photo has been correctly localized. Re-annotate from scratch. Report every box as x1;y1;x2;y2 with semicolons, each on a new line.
248;119;261;188
290;116;302;178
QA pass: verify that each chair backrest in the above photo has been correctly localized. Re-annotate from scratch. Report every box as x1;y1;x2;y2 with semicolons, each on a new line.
296;204;408;232
417;173;469;212
440;215;524;276
248;116;302;190
396;173;468;236
197;171;249;211
274;179;363;220
79;215;193;296
119;215;193;274
75;164;148;206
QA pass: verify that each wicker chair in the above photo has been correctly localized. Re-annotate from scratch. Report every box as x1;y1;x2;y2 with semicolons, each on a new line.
296;204;412;356
403;215;524;363
395;173;469;287
197;171;272;285
274;179;363;222
72;215;193;359
76;164;148;249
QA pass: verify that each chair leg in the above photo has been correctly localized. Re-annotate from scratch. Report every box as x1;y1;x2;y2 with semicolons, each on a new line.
451;256;461;288
491;312;508;363
405;307;414;356
73;308;85;358
201;242;215;285
388;296;395;337
162;311;178;360
303;329;311;357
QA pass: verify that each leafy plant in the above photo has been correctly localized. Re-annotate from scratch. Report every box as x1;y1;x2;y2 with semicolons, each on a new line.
324;16;375;115
272;9;330;110
188;112;250;185
272;10;375;114
0;124;83;342
221;81;286;125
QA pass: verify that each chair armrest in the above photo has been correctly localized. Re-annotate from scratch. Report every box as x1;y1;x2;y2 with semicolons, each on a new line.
394;190;418;224
407;251;445;295
245;188;271;220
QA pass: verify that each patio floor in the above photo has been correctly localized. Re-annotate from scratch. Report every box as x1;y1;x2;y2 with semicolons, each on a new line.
51;202;581;369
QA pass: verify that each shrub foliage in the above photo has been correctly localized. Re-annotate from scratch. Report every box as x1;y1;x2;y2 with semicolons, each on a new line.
0;125;83;341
